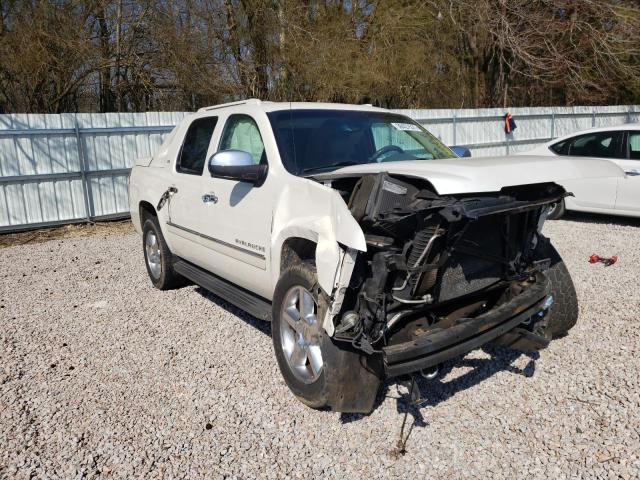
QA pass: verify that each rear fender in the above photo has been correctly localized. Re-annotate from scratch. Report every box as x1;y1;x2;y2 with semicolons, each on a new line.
129;166;174;239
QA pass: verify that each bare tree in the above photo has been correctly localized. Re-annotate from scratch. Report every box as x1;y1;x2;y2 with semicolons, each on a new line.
0;0;637;113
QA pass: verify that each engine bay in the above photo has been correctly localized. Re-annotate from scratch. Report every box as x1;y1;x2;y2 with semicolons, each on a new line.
325;173;567;357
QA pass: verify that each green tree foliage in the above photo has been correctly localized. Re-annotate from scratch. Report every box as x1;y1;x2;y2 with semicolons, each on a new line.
0;0;638;113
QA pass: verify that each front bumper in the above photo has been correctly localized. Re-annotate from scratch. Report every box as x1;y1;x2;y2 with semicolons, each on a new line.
383;273;550;377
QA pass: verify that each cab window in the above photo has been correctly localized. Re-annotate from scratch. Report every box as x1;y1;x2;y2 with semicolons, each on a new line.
177;116;218;174
219;114;266;164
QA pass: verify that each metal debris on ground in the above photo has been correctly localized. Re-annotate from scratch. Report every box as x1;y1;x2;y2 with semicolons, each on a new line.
588;254;618;266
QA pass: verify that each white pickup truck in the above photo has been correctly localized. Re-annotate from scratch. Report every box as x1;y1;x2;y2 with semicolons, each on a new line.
128;100;615;413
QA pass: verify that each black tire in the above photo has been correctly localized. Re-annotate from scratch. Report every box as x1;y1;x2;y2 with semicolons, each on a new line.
536;239;579;338
142;216;185;290
546;199;565;220
271;262;382;413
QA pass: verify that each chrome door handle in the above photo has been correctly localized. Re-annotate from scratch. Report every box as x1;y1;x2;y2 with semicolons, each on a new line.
202;193;218;204
625;170;640;176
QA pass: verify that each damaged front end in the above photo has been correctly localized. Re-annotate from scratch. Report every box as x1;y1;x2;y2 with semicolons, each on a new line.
328;173;567;377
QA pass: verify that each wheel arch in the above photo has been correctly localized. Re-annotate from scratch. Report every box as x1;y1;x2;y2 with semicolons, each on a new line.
139;200;156;219
280;237;317;273
272;228;361;297
135;201;157;234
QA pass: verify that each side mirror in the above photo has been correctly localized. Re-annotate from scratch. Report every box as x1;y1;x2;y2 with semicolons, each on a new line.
450;146;472;158
208;150;268;187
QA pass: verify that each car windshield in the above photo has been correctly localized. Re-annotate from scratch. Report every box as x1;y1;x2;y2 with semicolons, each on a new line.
267;109;456;176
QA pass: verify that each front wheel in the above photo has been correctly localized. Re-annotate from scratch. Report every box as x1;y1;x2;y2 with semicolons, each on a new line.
546;199;566;220
271;262;382;413
536;239;579;338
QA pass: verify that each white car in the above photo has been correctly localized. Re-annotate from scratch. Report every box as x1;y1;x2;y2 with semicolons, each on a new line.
522;124;640;219
129;100;621;413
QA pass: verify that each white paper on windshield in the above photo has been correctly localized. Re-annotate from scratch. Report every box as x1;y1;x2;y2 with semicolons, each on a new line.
391;122;421;132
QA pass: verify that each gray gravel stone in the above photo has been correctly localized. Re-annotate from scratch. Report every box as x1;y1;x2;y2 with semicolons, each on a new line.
1;214;639;479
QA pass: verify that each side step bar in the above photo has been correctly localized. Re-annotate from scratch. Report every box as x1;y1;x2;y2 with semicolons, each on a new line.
174;259;272;321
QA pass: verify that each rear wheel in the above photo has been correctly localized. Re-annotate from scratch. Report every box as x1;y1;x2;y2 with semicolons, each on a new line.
272;262;382;413
142;217;185;290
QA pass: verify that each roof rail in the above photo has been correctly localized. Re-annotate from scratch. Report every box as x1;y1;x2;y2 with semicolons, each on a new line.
198;99;262;112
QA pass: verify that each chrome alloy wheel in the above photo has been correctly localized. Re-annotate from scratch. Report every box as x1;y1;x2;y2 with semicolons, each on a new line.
145;230;162;279
279;286;324;383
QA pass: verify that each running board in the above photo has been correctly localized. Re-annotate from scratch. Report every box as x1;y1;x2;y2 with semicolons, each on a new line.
174;259;272;321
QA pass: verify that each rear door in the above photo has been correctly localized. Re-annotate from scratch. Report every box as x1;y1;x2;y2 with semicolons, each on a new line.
614;131;640;214
164;115;219;265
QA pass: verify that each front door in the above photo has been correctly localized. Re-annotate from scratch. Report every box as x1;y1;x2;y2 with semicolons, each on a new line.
614;131;640;214
191;113;275;299
561;130;623;211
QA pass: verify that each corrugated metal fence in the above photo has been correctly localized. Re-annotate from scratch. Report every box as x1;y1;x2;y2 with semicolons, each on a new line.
1;105;638;232
0;112;188;232
396;105;639;157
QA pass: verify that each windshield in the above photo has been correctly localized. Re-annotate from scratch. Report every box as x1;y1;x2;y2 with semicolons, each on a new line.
267;109;456;176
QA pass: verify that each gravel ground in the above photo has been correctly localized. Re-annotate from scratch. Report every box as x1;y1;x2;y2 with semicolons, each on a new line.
1;213;639;479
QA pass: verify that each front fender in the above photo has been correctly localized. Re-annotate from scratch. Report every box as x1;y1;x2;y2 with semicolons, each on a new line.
271;179;366;295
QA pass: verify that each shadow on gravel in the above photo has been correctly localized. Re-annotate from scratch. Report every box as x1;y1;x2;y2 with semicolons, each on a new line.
194;287;272;336
561;211;640;227
339;345;538;417
193;285;540;452
341;346;540;456
402;345;539;409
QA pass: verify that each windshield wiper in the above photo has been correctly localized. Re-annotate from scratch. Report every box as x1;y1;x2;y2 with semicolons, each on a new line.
302;161;360;174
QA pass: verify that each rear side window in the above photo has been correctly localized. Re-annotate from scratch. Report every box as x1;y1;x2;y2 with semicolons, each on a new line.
550;140;568;154
563;131;623;158
177;116;218;174
628;132;640;160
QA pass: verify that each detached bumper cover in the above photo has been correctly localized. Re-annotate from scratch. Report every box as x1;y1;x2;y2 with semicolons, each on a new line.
383;274;550;377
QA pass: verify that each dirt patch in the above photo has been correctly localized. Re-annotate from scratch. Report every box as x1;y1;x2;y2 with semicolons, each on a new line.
0;219;135;248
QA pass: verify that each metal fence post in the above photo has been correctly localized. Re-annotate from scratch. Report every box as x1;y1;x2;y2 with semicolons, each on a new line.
550;113;556;139
74;117;93;222
592;110;596;127
452;113;457;146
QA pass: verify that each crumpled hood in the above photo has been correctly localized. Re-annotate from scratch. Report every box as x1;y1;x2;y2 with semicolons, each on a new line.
313;155;625;194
